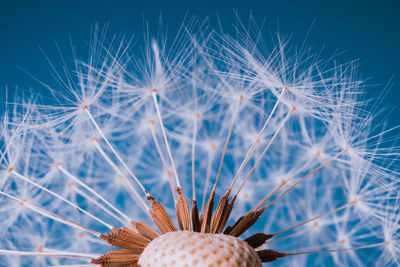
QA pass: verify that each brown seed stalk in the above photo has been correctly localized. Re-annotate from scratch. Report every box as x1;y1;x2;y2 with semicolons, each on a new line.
191;199;201;232
91;250;140;266
201;189;215;233
257;249;286;262
133;221;159;240
210;190;230;233
149;196;177;234
227;208;265;237
100;227;150;250
245;233;274;248
216;195;237;233
175;187;191;231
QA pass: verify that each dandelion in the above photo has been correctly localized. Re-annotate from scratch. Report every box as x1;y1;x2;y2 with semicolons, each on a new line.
0;18;399;266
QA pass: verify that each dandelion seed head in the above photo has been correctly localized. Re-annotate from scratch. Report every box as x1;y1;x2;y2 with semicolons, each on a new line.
0;16;399;267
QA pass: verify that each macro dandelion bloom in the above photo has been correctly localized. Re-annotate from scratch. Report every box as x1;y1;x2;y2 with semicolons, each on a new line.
0;19;399;267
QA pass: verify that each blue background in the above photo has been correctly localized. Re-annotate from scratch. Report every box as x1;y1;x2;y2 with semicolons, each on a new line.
0;2;398;265
0;0;399;125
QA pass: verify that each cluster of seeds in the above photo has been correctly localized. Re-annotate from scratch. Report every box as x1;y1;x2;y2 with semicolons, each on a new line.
0;18;399;266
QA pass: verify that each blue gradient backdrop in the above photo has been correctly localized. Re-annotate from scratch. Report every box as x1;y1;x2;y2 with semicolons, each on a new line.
0;0;399;123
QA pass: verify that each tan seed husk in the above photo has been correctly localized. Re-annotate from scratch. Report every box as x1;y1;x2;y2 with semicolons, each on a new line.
217;195;237;233
257;249;286;262
100;227;150;250
175;187;191;231
149;197;177;234
245;233;274;248
201;189;215;233
91;249;140;266
228;209;264;237
210;190;230;233
134;221;159;240
191;199;201;232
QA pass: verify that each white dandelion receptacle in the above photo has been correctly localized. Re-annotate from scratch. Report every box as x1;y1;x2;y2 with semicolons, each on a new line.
138;231;261;267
